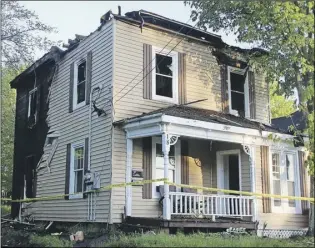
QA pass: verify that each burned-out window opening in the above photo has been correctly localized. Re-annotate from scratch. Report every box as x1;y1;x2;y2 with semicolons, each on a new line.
69;143;85;199
152;46;178;104
25;155;36;198
156;54;173;98
228;67;249;117
28;88;37;124
73;59;87;109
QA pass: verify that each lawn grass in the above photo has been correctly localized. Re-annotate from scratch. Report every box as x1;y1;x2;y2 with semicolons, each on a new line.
104;232;314;247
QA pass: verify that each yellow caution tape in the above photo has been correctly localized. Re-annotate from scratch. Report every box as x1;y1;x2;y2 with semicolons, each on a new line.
0;178;167;203
1;178;314;203
168;182;315;203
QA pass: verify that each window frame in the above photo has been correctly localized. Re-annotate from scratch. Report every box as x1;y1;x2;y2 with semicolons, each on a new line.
227;66;250;118
151;136;181;198
69;142;85;199
151;46;179;104
28;87;38;121
73;58;87;110
269;149;302;214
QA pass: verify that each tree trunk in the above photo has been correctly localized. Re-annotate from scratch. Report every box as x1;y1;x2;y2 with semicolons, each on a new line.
308;175;314;236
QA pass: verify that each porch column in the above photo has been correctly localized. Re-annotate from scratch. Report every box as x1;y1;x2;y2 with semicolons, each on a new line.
162;133;171;220
125;138;133;217
244;145;257;222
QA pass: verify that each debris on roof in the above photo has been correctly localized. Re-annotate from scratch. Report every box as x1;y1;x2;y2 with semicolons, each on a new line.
114;104;291;135
272;110;307;132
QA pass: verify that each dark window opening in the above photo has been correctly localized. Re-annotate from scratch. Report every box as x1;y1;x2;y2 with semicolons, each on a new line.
29;90;37;117
25;155;36;198
230;72;245;113
230;73;245;92
155;54;173;98
77;61;86;104
231;91;245;112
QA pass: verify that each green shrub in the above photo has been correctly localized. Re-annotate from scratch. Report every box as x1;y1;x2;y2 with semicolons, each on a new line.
104;232;314;247
1;204;11;215
29;234;73;247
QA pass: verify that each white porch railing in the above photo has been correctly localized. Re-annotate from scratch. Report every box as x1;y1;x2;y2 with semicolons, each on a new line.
169;192;255;221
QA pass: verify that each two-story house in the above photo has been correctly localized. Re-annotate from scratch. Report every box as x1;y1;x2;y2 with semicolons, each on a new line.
10;9;310;236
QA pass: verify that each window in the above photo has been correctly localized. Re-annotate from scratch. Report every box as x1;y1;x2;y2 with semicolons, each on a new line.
152;46;178;104
270;150;300;213
152;137;180;198
28;88;37;122
73;59;87;109
286;154;296;207
69;143;85;199
228;67;249;117
272;153;281;206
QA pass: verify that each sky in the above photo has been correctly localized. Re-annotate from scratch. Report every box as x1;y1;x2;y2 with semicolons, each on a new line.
22;1;252;59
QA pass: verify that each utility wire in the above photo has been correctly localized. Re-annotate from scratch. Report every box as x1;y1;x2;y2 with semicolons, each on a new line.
114;21;199;104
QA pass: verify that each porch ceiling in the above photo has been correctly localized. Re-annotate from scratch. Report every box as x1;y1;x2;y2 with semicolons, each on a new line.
114;105;302;148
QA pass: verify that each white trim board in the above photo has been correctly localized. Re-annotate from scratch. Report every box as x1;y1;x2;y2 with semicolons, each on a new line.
123;114;300;149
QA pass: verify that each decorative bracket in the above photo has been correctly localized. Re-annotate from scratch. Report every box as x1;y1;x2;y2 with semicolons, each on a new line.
242;145;251;156
167;135;179;146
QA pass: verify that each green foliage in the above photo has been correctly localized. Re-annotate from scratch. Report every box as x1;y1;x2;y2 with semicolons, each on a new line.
1;204;11;215
1;68;22;193
1;1;59;70
104;232;314;247
269;82;296;119
185;0;314;177
29;234;73;247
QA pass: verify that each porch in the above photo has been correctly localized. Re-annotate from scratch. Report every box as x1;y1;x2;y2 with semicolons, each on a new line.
114;105;294;228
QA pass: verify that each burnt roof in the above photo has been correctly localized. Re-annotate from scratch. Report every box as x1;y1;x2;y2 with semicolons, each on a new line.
11;8;268;87
271;110;307;132
120;10;267;56
114;105;289;135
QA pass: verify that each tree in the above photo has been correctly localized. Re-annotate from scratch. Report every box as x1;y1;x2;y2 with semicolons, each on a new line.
185;0;314;234
1;1;58;70
269;81;296;119
1;68;20;194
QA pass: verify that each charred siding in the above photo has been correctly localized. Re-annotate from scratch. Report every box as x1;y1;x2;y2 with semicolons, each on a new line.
11;61;56;217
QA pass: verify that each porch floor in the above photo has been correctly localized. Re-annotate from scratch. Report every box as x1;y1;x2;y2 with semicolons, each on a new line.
124;216;258;230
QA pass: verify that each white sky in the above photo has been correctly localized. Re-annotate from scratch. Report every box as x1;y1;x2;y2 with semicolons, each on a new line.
22;1;252;60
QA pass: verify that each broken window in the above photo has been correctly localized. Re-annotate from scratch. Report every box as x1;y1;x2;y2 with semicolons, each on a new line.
152;47;178;103
228;68;248;116
25;155;36;198
73;60;86;109
156;54;173;98
77;60;86;104
28;88;37;122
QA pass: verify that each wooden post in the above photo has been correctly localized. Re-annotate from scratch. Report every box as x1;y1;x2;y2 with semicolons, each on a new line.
126;138;133;217
250;146;257;222
162;133;171;220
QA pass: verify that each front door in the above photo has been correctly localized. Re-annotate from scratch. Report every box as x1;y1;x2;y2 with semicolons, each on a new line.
217;150;242;216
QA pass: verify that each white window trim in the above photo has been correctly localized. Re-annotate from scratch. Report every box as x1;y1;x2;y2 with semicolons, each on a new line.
151;46;179;104
227;66;250;118
269;149;302;214
69;142;85;200
151;136;181;198
216;149;242;195
28;87;38;120
73;58;87;110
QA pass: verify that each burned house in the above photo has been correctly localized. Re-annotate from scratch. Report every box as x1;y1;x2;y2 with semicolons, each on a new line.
10;9;310;236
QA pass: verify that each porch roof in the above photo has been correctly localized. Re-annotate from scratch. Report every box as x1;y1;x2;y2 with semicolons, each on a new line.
114;105;288;135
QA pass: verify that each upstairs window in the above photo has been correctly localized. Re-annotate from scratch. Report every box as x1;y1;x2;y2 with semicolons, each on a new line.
152;46;178;104
28;88;37;125
73;59;86;109
228;67;249;117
